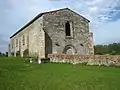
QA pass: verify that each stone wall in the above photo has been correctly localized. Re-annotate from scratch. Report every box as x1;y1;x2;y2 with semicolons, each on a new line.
10;16;45;58
45;32;52;57
10;26;29;57
28;16;45;58
9;8;94;58
43;8;94;55
48;54;120;66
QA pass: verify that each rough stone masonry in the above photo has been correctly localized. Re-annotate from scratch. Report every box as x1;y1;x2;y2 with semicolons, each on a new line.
48;54;120;66
9;8;94;58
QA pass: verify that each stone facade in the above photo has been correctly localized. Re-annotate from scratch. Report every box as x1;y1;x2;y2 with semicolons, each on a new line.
9;8;94;58
9;16;45;57
48;54;120;66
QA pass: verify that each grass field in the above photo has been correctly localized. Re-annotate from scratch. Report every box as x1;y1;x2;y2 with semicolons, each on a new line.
0;57;120;90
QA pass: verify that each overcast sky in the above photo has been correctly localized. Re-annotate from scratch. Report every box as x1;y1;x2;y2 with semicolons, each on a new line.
0;0;120;52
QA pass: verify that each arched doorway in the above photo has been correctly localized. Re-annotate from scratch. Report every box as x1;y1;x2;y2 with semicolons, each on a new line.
63;45;77;54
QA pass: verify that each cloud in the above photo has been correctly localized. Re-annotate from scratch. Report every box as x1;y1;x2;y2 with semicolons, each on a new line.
94;19;120;44
0;0;54;52
0;33;9;52
49;0;120;28
0;0;120;52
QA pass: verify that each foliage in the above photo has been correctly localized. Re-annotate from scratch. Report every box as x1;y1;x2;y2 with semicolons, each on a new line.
0;57;120;90
0;52;6;57
5;52;8;57
94;43;120;55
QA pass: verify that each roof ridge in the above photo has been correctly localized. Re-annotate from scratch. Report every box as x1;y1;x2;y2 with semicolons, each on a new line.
10;8;69;38
42;8;69;14
10;8;89;38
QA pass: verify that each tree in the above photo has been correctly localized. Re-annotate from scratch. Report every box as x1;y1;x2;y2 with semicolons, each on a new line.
94;43;120;55
5;52;8;57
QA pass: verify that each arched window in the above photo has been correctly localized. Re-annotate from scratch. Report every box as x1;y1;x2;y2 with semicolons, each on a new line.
65;22;71;36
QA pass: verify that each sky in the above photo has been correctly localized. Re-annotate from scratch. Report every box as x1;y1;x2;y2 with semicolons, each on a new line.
0;0;120;52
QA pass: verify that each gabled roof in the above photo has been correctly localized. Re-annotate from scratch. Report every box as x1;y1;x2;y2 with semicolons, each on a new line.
10;8;90;38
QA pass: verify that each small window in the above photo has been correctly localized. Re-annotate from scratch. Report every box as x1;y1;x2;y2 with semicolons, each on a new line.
80;44;84;46
65;21;71;36
22;35;25;45
55;43;60;46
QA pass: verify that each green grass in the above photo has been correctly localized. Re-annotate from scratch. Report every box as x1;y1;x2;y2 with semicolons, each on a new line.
0;57;120;90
